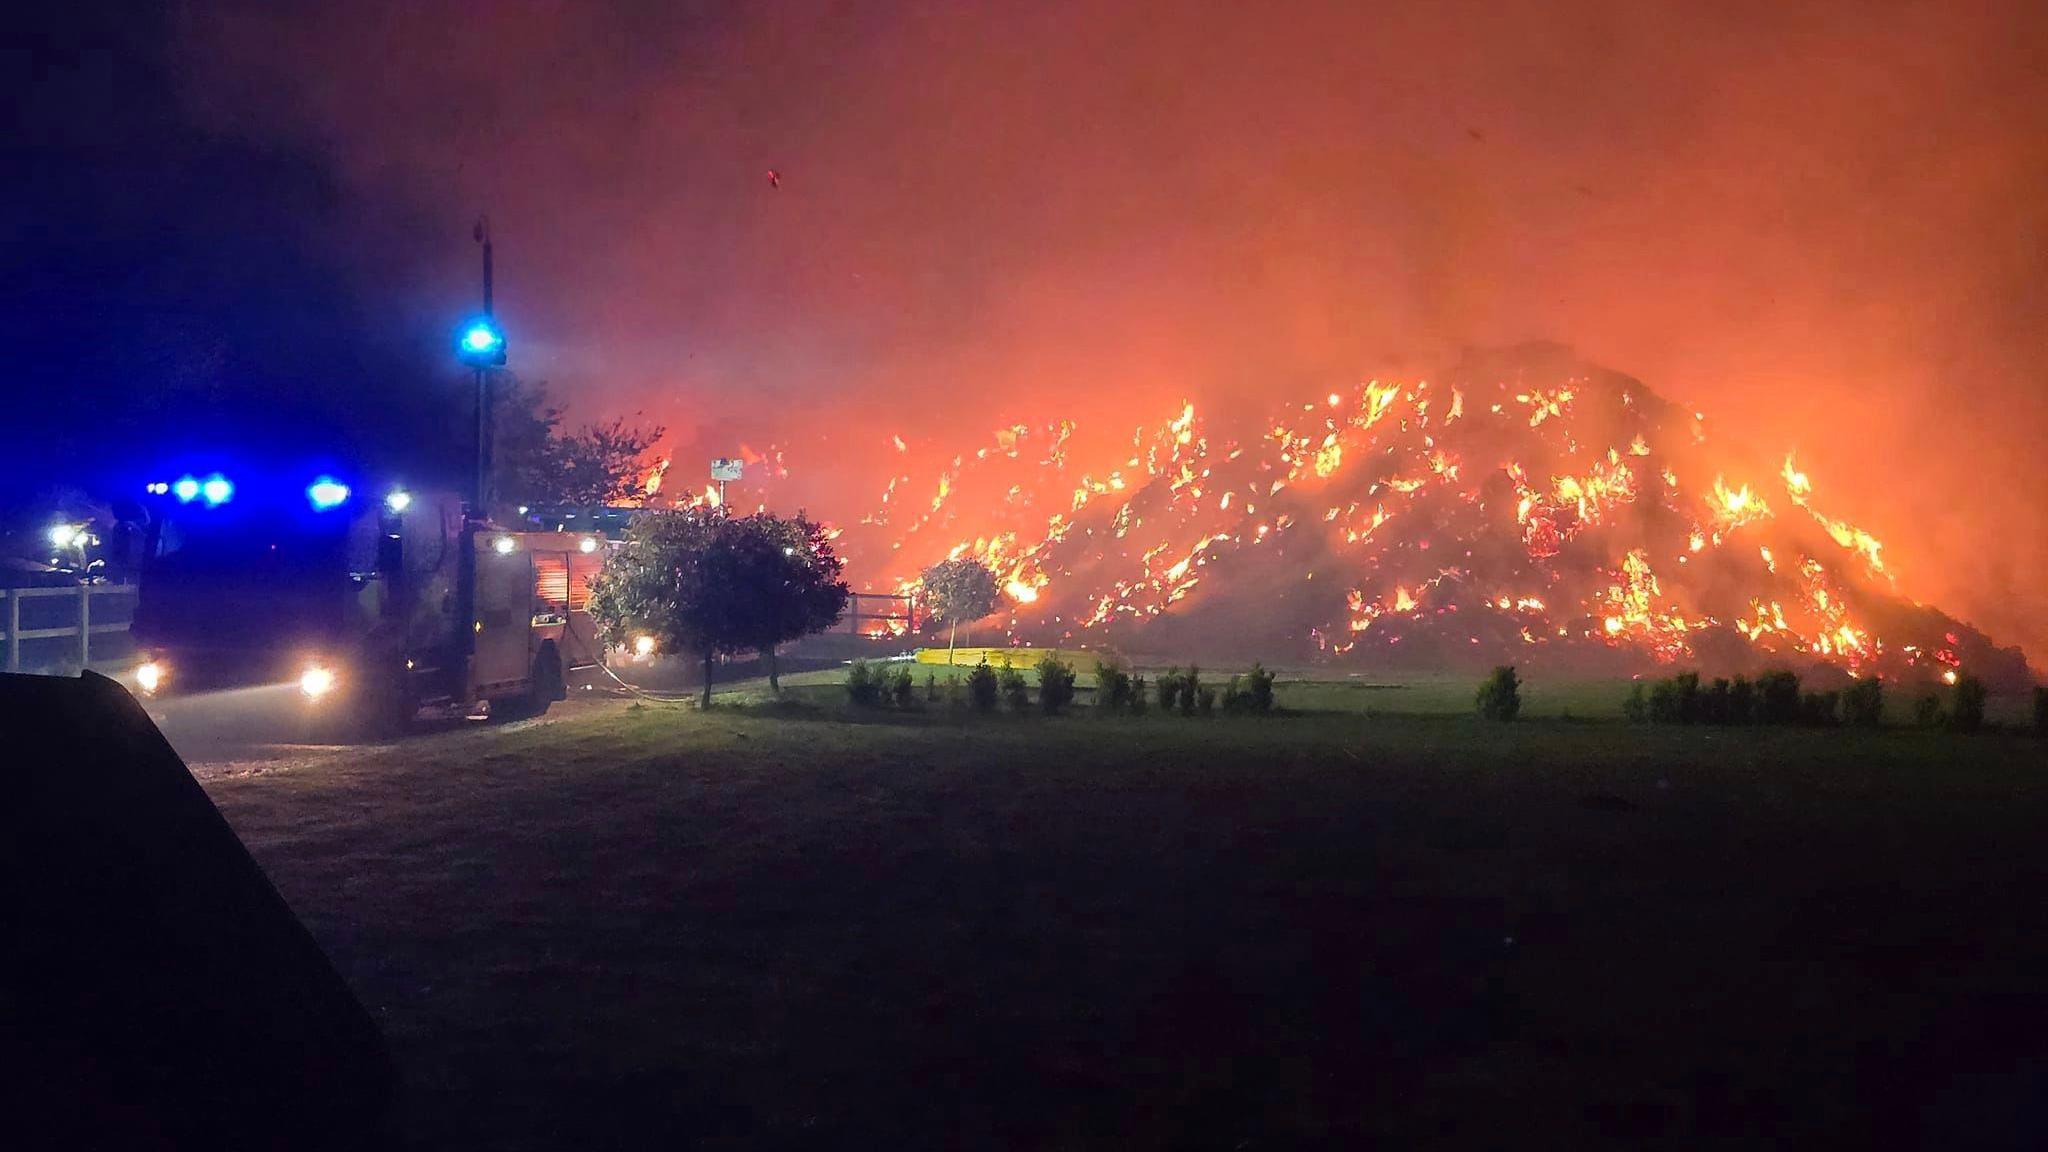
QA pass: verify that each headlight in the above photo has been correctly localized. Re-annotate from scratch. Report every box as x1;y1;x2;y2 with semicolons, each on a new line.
135;661;164;695
633;635;656;657
299;665;337;699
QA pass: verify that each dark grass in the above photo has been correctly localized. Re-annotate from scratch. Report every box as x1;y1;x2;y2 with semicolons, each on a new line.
203;686;2048;1148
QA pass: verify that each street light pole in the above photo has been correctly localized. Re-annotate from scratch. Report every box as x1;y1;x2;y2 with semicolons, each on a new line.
474;216;494;521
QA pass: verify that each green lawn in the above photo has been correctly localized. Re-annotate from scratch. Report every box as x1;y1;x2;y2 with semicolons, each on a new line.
205;682;2048;1148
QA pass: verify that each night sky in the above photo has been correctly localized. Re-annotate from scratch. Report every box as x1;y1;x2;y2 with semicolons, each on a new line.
8;1;2046;657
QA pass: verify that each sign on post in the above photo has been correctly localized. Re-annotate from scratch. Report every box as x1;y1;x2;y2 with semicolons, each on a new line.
709;458;743;506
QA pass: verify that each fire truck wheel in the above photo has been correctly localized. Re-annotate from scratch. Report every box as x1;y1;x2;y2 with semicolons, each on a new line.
498;644;563;721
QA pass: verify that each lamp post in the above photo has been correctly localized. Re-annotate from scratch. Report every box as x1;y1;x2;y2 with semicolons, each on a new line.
458;217;508;521
455;218;509;707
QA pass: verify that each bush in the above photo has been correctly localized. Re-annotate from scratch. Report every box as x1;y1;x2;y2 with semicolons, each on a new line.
1647;678;1681;724
1130;674;1148;715
1912;691;1945;729
1728;676;1756;724
966;660;999;712
1196;686;1216;716
998;665;1031;712
925;672;939;704
846;660;882;708
1674;671;1703;723
889;667;916;709
2035;686;2048;736
1475;665;1521;722
1155;668;1184;711
1221;676;1246;714
1756;670;1803;726
1094;659;1133;712
1179;665;1201;716
1841;677;1884;728
1799;690;1839;727
1701;677;1731;725
1623;681;1648;723
1949;673;1988;733
1036;653;1077;714
1242;663;1276;714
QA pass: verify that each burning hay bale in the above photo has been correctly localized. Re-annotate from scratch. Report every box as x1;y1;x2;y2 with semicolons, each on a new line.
840;345;2028;687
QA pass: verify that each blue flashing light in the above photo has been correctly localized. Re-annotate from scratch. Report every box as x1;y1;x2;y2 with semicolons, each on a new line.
199;474;234;507
172;476;201;503
459;319;506;366
307;476;352;510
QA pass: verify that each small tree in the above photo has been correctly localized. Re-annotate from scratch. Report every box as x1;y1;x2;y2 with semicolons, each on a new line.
1623;681;1649;723
1756;670;1803;726
1648;679;1683;724
1671;671;1703;724
1949;673;1988;733
997;665;1031;712
588;507;849;706
966;661;999;712
846;660;882;708
1799;690;1840;727
1243;663;1276;714
1841;677;1885;728
1155;668;1183;711
1912;691;1946;729
1703;678;1732;725
888;666;916;709
1094;659;1134;711
920;558;1002;664
1036;653;1076;714
1179;665;1202;716
1728;676;1756;724
1475;665;1521;722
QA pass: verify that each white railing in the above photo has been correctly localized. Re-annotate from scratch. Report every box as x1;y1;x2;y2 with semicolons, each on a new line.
1;584;138;672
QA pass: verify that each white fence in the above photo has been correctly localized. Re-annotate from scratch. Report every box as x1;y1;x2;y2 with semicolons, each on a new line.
2;585;138;673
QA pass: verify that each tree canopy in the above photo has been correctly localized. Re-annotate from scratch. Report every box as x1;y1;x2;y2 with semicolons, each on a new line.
493;374;665;509
587;507;848;704
919;558;1001;661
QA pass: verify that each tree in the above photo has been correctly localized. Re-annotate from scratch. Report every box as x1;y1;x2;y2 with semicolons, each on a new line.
919;558;1001;664
727;512;850;692
587;507;848;706
492;374;665;510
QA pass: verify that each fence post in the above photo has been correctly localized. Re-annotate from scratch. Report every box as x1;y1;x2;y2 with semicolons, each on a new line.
4;591;16;673
79;586;93;668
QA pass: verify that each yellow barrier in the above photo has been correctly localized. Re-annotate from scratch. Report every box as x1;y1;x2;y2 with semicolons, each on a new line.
913;647;1106;670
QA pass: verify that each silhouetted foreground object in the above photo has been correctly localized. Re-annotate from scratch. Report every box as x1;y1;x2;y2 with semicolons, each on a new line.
0;672;395;1149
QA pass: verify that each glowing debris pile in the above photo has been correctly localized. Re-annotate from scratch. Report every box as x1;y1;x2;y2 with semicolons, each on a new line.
823;348;2026;682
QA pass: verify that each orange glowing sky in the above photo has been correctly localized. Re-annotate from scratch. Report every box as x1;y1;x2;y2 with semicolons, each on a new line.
177;0;2048;660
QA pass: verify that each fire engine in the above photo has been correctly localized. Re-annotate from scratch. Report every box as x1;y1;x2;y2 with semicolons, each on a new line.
130;469;613;735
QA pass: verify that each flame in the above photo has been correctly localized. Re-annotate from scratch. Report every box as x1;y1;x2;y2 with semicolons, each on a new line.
816;365;1949;678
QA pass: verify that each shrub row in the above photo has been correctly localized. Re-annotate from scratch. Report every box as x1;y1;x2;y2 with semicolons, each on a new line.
1625;668;1995;731
1145;664;1277;716
850;657;1277;717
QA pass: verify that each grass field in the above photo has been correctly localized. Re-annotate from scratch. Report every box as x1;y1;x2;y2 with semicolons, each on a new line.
202;673;2048;1148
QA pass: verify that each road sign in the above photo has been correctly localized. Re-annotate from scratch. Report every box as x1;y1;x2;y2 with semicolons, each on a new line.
710;458;743;482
